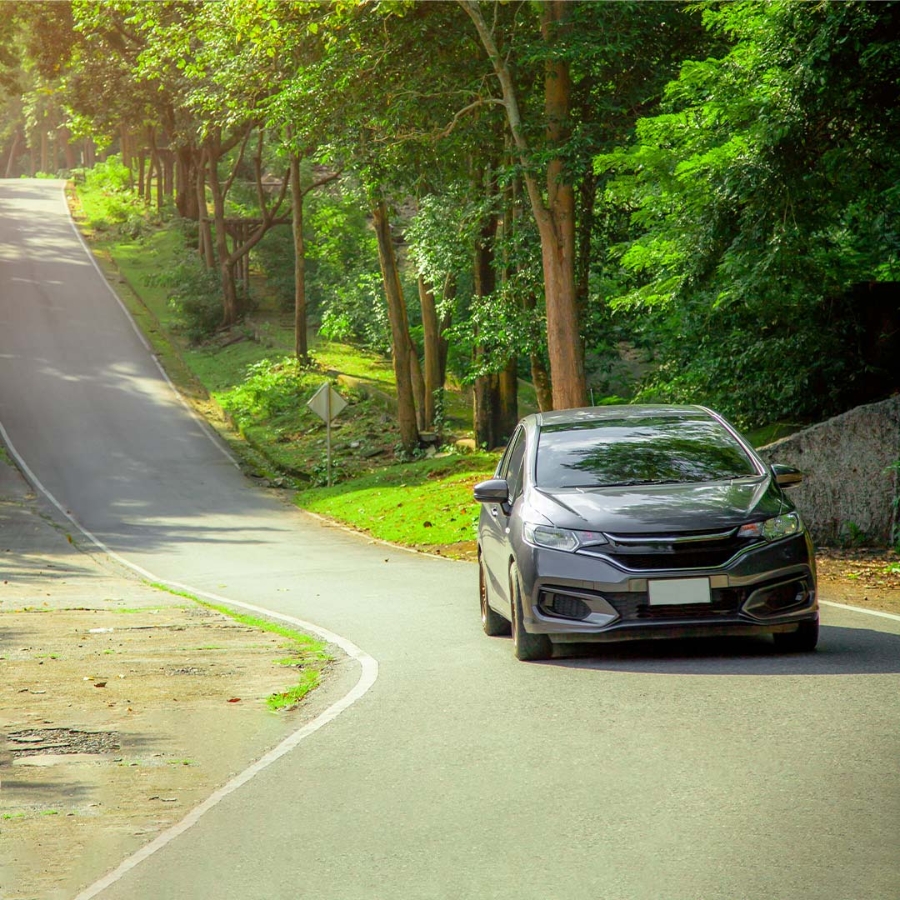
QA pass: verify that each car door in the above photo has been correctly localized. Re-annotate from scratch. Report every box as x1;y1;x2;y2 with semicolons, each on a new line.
481;427;526;612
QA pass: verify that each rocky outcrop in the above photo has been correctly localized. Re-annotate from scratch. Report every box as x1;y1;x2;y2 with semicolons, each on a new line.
758;396;900;546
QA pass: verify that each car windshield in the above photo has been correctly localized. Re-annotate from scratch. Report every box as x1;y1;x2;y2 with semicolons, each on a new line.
535;416;759;489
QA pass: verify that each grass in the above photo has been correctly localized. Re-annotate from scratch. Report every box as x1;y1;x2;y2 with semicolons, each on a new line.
296;451;495;554
148;582;330;711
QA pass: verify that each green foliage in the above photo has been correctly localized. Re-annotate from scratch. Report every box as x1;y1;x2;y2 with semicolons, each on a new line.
598;0;900;426
149;256;223;344
218;356;313;424
84;154;131;193
79;155;150;236
632;294;860;429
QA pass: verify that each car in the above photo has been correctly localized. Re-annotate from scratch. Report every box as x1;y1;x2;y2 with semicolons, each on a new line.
473;405;818;661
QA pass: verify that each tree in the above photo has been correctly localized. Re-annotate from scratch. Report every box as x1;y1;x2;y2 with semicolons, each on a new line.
599;0;900;425
459;0;586;410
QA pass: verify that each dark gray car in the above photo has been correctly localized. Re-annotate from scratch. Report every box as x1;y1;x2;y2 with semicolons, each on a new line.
473;405;818;661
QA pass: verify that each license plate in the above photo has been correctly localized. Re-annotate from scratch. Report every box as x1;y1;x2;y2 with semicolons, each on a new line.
648;578;711;606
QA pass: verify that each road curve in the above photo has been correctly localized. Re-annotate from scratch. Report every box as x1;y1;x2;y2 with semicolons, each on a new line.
1;180;898;900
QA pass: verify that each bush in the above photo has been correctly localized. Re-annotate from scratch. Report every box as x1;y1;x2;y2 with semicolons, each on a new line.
218;357;312;425
84;155;132;194
148;256;223;343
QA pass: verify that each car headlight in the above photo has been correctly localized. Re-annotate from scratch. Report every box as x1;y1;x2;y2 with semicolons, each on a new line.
737;511;803;542
522;523;608;552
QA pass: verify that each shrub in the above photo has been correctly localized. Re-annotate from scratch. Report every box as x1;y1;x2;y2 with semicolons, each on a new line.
148;256;223;343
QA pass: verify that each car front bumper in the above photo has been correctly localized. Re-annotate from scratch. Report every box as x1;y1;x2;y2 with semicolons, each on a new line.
518;532;818;643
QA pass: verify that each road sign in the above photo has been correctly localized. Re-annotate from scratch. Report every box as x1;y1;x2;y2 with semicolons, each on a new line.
307;382;347;422
306;382;347;487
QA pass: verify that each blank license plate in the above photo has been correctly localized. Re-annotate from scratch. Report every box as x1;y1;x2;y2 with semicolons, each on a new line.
648;578;711;606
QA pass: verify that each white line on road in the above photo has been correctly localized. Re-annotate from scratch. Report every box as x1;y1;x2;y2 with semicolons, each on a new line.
821;599;900;622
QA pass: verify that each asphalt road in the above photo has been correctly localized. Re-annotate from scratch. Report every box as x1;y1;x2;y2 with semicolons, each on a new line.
1;179;898;900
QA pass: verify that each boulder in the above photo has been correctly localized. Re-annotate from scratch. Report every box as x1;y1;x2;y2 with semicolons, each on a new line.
758;396;900;546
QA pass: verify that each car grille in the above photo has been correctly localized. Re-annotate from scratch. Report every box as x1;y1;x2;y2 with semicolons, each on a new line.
601;588;747;621
594;529;752;571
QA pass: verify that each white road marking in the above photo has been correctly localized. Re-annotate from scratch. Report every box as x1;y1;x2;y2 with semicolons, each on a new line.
820;599;900;623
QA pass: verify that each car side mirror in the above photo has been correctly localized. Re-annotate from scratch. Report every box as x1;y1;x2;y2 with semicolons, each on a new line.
474;478;511;508
771;464;804;488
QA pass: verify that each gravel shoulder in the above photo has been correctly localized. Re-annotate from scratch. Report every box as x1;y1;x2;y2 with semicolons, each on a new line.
0;457;352;900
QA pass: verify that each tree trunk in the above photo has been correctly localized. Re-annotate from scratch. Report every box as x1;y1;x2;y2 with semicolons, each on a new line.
138;151;146;201
176;146;199;220
372;200;419;454
409;337;427;432
538;0;585;410
418;275;443;429
4;128;21;178
474;373;499;450
473;196;502;449
40;130;49;174
290;154;308;362
206;140;240;326
59;126;77;169
498;357;518;442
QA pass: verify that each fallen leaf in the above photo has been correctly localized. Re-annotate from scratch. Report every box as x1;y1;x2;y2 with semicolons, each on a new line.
227;697;241;703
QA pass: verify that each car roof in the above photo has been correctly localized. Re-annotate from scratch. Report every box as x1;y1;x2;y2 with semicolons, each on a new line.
531;404;716;429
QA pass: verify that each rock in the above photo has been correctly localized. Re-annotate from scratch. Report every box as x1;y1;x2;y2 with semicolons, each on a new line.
758;395;900;546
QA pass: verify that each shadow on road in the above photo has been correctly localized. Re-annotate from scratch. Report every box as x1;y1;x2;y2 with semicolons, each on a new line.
543;624;900;676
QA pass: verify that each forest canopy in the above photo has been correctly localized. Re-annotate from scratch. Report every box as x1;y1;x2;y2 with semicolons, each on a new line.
2;0;898;445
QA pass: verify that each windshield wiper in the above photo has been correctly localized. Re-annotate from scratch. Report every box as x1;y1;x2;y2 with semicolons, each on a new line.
587;479;686;488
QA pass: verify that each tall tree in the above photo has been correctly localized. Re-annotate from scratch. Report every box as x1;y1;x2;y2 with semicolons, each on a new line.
459;0;585;410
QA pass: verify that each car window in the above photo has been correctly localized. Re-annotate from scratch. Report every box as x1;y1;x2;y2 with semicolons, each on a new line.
505;431;527;499
498;427;524;480
535;416;759;489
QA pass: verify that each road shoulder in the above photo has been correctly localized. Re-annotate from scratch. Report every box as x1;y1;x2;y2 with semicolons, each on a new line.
0;456;349;900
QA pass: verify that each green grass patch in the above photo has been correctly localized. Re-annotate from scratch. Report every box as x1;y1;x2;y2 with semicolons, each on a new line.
148;582;330;711
295;451;496;552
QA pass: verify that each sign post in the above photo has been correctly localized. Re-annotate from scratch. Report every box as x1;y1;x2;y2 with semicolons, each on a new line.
306;382;348;487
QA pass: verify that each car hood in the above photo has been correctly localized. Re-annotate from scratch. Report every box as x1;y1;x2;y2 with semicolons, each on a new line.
528;477;786;535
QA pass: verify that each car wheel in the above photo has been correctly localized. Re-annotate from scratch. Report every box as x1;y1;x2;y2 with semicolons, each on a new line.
510;567;552;662
773;617;819;652
480;558;511;637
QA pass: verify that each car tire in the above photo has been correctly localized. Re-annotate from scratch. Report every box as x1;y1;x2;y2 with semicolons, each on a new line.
510;567;552;662
480;558;511;637
773;617;819;652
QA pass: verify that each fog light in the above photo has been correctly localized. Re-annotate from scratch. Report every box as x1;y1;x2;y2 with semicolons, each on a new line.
540;591;591;620
745;579;810;616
